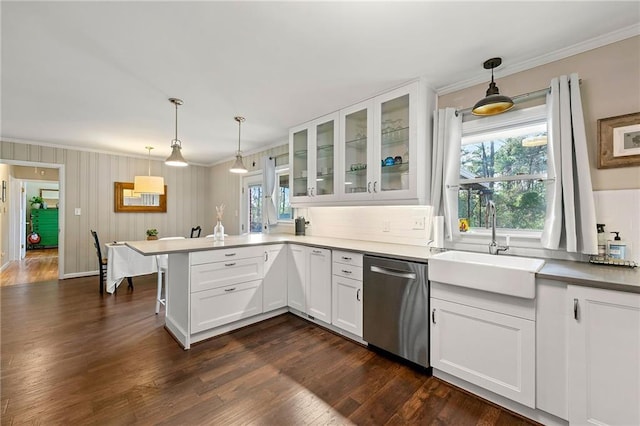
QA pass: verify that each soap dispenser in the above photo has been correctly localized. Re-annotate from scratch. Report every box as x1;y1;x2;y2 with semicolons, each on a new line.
597;224;606;256
608;232;626;260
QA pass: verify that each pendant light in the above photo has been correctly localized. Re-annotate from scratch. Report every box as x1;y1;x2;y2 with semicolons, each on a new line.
134;146;165;194
165;98;188;167
229;116;248;174
472;57;514;116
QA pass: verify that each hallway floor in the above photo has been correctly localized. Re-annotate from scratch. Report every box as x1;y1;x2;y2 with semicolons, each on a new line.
0;248;58;286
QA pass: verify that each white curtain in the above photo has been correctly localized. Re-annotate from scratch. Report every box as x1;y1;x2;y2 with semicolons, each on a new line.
262;156;278;230
431;107;462;241
541;73;598;254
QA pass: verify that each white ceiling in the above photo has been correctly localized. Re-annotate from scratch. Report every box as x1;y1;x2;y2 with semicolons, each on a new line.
2;1;639;166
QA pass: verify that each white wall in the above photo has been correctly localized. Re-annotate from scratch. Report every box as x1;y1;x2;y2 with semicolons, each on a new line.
594;189;640;263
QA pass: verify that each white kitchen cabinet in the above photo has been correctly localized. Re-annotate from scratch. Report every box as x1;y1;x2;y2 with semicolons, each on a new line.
568;285;640;426
287;244;332;324
306;247;332;323
331;251;363;337
289;112;339;204
287;244;306;312
263;244;287;312
430;283;536;408
292;80;434;206
191;280;263;333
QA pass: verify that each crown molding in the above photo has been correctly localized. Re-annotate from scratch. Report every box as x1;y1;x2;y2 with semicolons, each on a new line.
436;24;640;96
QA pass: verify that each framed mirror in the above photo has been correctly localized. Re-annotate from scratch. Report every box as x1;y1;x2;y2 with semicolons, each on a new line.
114;182;167;213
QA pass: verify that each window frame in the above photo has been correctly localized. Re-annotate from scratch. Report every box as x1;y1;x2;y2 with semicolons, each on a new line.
457;104;548;239
275;165;293;223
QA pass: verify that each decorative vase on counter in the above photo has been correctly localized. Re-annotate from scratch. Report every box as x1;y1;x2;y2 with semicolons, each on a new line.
214;220;224;241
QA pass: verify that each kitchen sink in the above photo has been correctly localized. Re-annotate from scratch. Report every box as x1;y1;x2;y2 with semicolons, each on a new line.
428;251;545;299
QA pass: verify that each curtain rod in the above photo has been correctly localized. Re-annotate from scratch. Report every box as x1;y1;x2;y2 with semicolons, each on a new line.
455;79;582;117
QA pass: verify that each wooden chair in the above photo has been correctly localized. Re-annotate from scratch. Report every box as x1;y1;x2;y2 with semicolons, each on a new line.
155;236;186;313
91;230;132;294
190;226;202;238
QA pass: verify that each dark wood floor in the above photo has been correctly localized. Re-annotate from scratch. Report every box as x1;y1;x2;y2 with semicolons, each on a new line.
1;274;538;425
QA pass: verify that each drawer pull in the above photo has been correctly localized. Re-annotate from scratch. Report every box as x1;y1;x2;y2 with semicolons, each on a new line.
341;269;352;274
225;287;236;292
225;262;236;267
432;308;436;324
224;253;236;257
341;256;352;261
312;250;322;254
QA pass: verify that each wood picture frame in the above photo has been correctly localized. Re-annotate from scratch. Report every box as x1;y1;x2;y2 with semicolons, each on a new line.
597;112;640;169
114;182;167;213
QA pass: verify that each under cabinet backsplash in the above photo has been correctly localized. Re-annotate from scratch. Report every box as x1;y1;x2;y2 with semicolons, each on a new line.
299;205;433;246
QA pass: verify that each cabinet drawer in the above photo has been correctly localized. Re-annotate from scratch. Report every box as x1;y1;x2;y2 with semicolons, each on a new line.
190;280;263;333
190;246;265;266
191;257;264;293
332;250;363;267
332;262;363;281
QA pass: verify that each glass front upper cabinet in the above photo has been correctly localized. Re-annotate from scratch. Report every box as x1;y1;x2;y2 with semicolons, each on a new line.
378;93;410;193
315;119;335;197
292;128;308;198
343;108;369;196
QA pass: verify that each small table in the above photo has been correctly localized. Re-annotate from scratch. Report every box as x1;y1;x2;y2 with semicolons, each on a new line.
106;243;158;294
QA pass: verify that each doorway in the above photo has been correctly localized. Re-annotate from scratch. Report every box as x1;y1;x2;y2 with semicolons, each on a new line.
0;160;64;285
241;173;263;234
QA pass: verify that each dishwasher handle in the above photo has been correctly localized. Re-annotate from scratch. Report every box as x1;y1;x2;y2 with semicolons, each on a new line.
370;265;416;280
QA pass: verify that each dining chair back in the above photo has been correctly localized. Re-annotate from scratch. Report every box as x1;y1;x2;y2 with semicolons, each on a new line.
190;226;202;238
91;230;107;294
155;236;186;313
91;230;134;294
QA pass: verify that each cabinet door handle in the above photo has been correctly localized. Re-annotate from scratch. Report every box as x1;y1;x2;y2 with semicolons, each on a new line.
373;181;378;193
367;182;372;193
356;288;361;301
341;256;352;261
224;253;236;257
225;287;236;292
432;308;436;324
573;298;579;320
264;251;268;262
341;269;352;274
225;262;236;267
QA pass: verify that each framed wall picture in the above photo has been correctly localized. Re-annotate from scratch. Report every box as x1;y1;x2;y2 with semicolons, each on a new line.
597;112;640;168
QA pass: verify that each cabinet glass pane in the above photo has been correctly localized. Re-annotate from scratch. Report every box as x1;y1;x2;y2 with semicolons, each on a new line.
380;94;410;192
293;129;308;197
344;109;368;194
316;120;334;196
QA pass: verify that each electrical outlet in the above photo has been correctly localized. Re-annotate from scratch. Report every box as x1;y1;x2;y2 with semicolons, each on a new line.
412;216;425;230
382;221;390;232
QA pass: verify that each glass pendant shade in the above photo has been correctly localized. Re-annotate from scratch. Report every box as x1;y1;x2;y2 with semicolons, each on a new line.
134;146;165;194
230;153;248;174
472;58;514;116
165;142;188;167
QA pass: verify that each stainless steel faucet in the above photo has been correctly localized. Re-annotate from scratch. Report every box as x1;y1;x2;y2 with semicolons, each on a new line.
486;200;509;255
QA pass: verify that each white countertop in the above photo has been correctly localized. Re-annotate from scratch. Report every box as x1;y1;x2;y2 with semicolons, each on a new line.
126;233;639;293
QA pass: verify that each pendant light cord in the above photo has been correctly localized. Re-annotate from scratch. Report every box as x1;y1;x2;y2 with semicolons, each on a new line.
174;102;179;144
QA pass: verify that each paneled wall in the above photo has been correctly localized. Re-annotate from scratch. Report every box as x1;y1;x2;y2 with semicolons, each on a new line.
1;141;210;277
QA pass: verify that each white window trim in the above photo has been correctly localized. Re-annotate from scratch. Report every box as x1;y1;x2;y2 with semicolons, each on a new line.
275;165;293;223
456;104;548;248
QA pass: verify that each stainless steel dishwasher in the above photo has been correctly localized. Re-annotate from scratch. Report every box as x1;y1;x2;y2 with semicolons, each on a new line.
363;255;429;368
